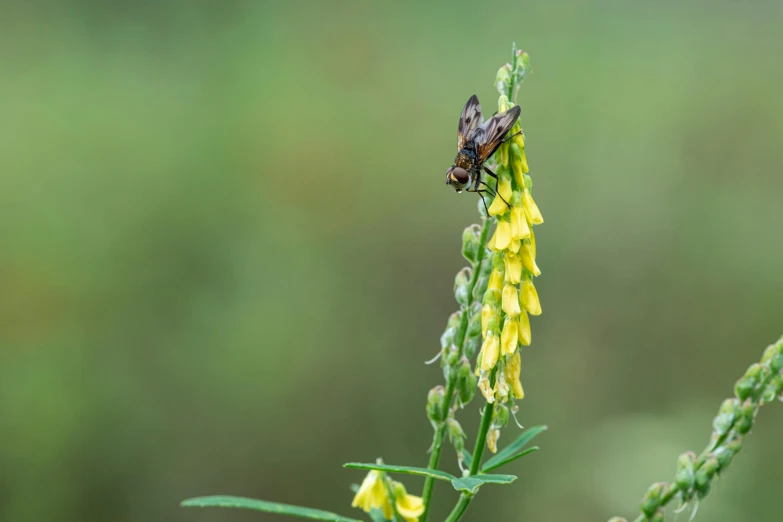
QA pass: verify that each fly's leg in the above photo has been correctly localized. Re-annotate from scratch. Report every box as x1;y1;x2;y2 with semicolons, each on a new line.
482;166;510;209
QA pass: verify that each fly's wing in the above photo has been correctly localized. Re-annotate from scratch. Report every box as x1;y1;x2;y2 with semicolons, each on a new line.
457;95;483;150
473;105;521;163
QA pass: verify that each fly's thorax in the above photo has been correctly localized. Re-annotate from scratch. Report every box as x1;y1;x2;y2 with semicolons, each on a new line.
455;148;478;170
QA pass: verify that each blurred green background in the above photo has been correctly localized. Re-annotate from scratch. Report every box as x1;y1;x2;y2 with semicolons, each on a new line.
1;1;782;521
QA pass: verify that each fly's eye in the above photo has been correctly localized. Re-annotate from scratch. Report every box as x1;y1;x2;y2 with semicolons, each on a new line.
452;167;470;185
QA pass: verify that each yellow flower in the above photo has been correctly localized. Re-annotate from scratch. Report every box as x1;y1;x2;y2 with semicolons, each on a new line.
351;471;392;520
510;142;528;186
528;226;536;258
393;482;424;522
521;241;541;276
486;427;500;453
487;174;512;216
487;267;504;291
521;279;541;316
518;311;531;346
522;189;543;225
490;220;512;251
509;238;521;253
509;205;530;240
498;142;509;168
504;251;522;284
501;283;522;317
500;316;518;356
481;303;494;337
480;332;500;371
478;371;494;403
505;351;525;399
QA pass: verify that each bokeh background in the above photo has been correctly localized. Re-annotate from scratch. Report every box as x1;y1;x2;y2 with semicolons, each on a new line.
1;1;782;521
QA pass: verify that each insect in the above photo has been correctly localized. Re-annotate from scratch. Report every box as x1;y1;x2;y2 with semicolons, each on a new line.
445;95;521;213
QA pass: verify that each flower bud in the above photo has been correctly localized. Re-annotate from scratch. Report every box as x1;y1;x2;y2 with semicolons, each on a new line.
694;456;719;496
446;418;466;451
454;267;472;307
761;342;783;374
495;64;511;96
498;95;510;113
607;518;628;522
488;267;504;291
493;403;510;428
735;400;755;434
640;482;668;518
716;438;742;470
466;303;482;341
457;360;478;405
712;398;739;436
462;224;482;263
463;335;480;360
426;386;446;423
510;142;528;186
483;289;500;307
674;451;696;493
650;509;665;522
734;363;769;400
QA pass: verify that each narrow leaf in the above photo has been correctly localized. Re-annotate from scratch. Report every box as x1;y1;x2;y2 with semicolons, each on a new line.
344;463;456;482
481;425;547;472
450;474;517;494
481;446;539;472
181;496;361;522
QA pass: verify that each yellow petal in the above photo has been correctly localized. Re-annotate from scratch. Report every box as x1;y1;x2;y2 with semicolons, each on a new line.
523;190;543;225
487;176;511;216
481;303;496;337
518;311;531;346
501;283;522;317
393;483;424;522
509;238;521;253
510;142;526;186
488;268;503;291
528;227;536;258
498;142;509;168
521;279;542;316
504;252;522;284
510;205;530;240
352;471;391;516
505;351;525;399
521;241;541;276
491;221;512;251
480;333;500;371
513;132;525;151
500;316;518;356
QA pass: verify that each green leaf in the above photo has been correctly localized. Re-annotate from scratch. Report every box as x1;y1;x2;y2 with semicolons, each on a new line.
344;463;456;482
181;496;362;522
482;446;539;472
450;474;517;494
481;425;547;472
367;508;389;522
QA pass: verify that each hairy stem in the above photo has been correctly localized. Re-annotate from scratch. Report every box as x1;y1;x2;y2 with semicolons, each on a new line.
420;217;492;522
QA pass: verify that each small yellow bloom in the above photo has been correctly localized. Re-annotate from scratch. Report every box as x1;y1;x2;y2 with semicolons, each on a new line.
521;279;542;316
490;221;512;251
351;471;392;520
501;283;522;317
481;303;496;337
487;175;511;215
505;351;525;399
498;141;509;169
486;427;500;453
478;371;495;403
509;205;530;240
488;267;504;291
480;332;500;371
500;316;518;356
518;311;531;346
521;241;541;276
504;251;522;284
509;238;521;253
522;190;543;225
528;226;536;258
510;142;527;186
393;482;424;522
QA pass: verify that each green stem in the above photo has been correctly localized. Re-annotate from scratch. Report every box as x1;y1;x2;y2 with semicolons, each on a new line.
444;494;472;522
442;366;499;522
420;217;492;522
